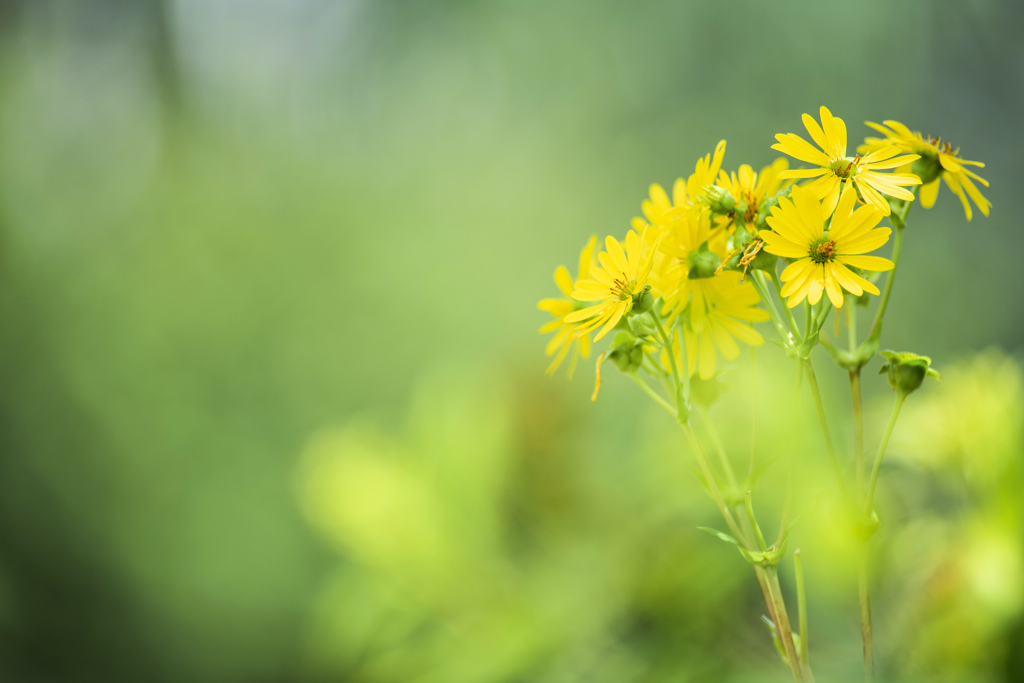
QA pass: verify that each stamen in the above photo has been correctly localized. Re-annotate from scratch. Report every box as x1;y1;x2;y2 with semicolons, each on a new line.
809;240;836;264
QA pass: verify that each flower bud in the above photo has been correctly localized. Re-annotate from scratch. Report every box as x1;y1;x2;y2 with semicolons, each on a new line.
627;312;657;338
750;247;778;272
756;187;791;226
609;332;644;373
610;345;644;373
878;350;941;397
699;185;736;214
686;242;722;279
911;154;941;185
632;285;655;313
612;331;636;349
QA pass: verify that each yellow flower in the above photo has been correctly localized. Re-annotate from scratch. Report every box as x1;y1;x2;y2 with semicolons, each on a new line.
565;229;659;341
760;186;894;308
662;271;768;379
715;158;790;231
858;120;991;221
632;140;727;232
537;236;596;377
680;139;728;207
634;182;687;233
772;106;921;216
650;204;725;320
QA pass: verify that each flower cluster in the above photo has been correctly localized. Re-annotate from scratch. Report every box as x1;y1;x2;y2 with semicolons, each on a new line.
540;106;987;386
536;105;982;683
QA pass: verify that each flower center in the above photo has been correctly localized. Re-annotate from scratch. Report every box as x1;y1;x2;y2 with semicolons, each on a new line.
610;276;636;300
829;156;860;179
742;190;759;223
809;239;836;264
923;135;955;157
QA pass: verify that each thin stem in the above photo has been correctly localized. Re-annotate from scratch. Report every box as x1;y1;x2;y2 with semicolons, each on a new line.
795;356;803;413
851;371;866;502
771;269;802;340
804;300;812;341
795;549;809;668
866;393;905;512
802;358;850;499
858;550;874;683
749;344;758;477
751;271;797;348
774;446;796;548
630;373;675;417
680;422;748;546
811;300;833;335
767;568;805;683
864;225;903;345
677;319;691;402
847;301;858;352
863;190;913;350
700;406;738;489
745;491;768;551
650;310;681;394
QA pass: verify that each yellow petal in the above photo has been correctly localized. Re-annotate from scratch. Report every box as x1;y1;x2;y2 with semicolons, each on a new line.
554;265;574;297
919;179;940;209
837;254;894;272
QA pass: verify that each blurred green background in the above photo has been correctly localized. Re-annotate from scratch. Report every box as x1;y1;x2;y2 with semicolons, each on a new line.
0;1;1021;681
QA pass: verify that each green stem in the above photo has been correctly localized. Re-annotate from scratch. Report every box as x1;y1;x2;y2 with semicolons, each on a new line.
795;549;809;669
863;190;913;350
745;491;769;551
847;301;858;352
866;393;905;512
681;423;748;546
864;225;903;346
851;370;866;502
858;550;874;683
774;445;796;548
749;344;758;477
700;406;738;489
752;271;797;348
802;358;850;500
677;318;691;402
771;269;802;340
630;373;675;417
811;300;833;335
767;568;806;683
650;310;681;394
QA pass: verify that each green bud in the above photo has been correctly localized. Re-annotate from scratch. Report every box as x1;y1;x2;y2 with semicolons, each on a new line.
612;331;636;349
732;224;753;247
609;346;643;373
632;285;655;313
686;242;722;279
911;154;941;185
756;187;791;226
627;312;656;338
699;185;736;214
878;350;941;397
750;247;778;272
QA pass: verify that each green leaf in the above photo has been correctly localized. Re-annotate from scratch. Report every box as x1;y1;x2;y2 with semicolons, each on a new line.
696;526;739;546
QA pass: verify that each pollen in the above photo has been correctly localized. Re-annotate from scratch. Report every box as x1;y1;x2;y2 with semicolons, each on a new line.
810;240;836;264
829;156;860;179
609;277;636;300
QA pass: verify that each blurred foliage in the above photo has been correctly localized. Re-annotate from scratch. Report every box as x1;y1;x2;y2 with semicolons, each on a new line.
297;353;1024;683
0;1;1019;682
